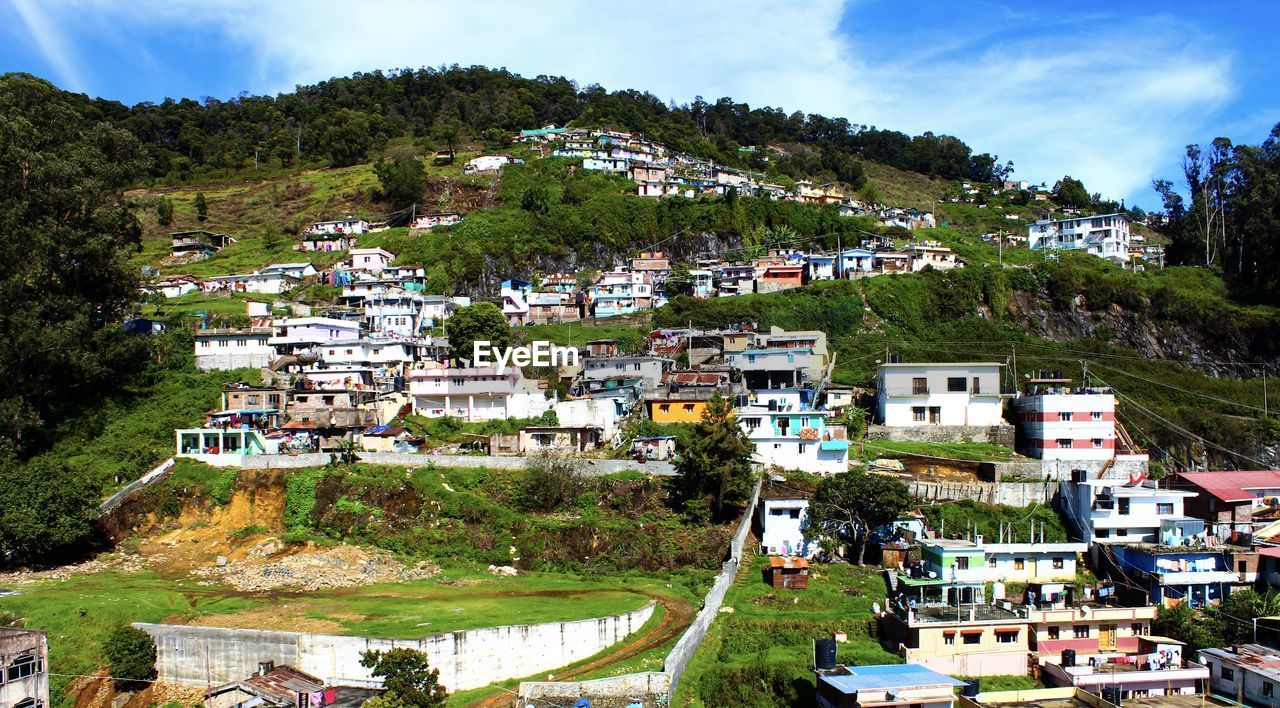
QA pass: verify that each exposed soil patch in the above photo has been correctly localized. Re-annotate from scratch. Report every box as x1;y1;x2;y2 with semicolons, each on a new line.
181;605;350;634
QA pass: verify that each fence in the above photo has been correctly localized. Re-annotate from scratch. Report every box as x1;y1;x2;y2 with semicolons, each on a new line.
239;452;675;476
909;479;1055;506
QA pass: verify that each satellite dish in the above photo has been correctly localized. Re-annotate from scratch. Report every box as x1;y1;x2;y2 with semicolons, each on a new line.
1080;605;1090;617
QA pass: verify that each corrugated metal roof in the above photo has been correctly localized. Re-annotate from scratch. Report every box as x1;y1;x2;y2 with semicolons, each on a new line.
1176;471;1280;503
818;664;966;694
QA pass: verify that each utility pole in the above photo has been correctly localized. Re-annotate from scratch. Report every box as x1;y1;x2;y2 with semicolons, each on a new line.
1264;367;1269;418
1011;343;1018;385
1080;360;1088;386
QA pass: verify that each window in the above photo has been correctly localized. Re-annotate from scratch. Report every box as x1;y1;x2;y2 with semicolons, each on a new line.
14;699;40;708
1118;498;1130;515
987;557;997;568
947;377;965;392
912;407;926;422
1116;529;1127;537
1092;438;1103;448
798;444;808;454
1053;557;1065;570
972;376;981;394
963;632;981;645
912;377;928;395
944;633;955;645
1057;438;1073;448
1096;529;1110;538
789;509;800;519
659;404;670;413
1157;503;1174;515
1131;623;1145;635
1059;412;1073;422
1048;626;1060;640
1014;558;1025;570
1220;666;1234;681
7;654;39;682
996;631;1018;644
683;404;695;412
1264;682;1273;698
743;418;761;430
1091;411;1103;420
1074;625;1090;639
956;557;969;570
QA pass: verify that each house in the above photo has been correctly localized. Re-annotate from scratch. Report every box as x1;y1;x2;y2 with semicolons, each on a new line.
306;217;369;236
815;664;965;708
737;394;849;474
713;263;756;296
261;262;318;280
808;254;836;281
176;427;278;465
409;212;463;230
269;317;362;354
630;251;671;283
408;363;553;421
206;661;377;708
1040;636;1207;700
1027;213;1132;263
527;291;583;324
421;295;468;327
171;230;236;258
908;243;958;272
193;327;274;371
984;542;1087;582
124;317;167;335
581;156;628;173
319;338;417;372
151;274;204;298
645;372;732;423
348;247;394;274
726;348;824;389
1173;470;1280;540
464;154;520;174
363;290;428;336
1060;478;1199;545
1108;542;1247;607
875;362;1009;427
299;232;355;252
0;628;48;708
219;384;289;426
589;271;653;318
1022;582;1158;661
874;250;913;274
1200;644;1280;706
632;435;676;461
288;388;380;429
688;269;714;299
767;556;810;589
554;397;621;444
757;487;815;557
501;279;533;325
359;425;418;453
581;355;672;391
207;271;300;295
880;586;1032;676
1011;374;1123;460
755;262;805;293
518;426;604;453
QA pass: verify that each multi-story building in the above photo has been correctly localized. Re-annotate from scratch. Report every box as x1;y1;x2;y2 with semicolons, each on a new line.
907;243;958;271
581;355;672;391
737;389;848;474
0;628;48;708
1173;470;1280;540
1027;213;1131;263
880;591;1031;676
589;271;653;318
757;486;815;557
1021;582;1157;661
363;290;427;336
875;362;1009;427
408;364;553;421
193;327;274;371
1011;375;1119;460
501;279;533;325
1041;636;1207;700
1200;644;1280;706
1109;542;1248;607
527;291;583;324
348;247;394;273
269;317;362;354
1060;478;1198;545
318;338;416;373
984;542;1087;582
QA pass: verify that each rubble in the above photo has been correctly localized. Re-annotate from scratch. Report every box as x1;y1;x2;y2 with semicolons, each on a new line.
193;543;438;592
488;564;520;577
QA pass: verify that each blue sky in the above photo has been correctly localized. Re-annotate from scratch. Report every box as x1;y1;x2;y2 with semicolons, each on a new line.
2;0;1275;207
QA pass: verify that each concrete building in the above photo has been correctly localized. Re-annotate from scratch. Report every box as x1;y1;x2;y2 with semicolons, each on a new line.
875;362;1009;427
581;355;672;391
816;664;965;708
984;542;1087;583
269;317;362;354
1040;636;1206;700
348;247;394;273
737;391;849;474
1012;377;1119;460
1200;643;1280;706
0;628;48;708
1109;542;1245;607
1173;470;1280;540
1060;478;1198;545
1027;213;1131;264
881;595;1031;677
408;364;553;421
589;271;653;318
194;328;274;371
1021;583;1157;661
207;271;299;295
501;279;533;326
757;488;814;557
306;217;369;235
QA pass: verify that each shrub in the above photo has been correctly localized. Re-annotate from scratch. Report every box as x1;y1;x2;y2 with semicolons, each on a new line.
101;625;156;689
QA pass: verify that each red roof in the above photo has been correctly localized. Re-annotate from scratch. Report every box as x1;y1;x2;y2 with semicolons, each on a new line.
769;556;810;569
1176;471;1280;503
1257;547;1280;560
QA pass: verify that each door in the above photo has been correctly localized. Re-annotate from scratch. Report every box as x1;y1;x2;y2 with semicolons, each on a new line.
1099;624;1116;649
929;407;941;424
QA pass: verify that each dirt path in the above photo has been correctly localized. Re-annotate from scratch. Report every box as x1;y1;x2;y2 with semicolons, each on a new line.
472;590;693;708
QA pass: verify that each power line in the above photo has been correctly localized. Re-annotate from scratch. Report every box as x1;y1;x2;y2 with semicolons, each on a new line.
1090;361;1268;415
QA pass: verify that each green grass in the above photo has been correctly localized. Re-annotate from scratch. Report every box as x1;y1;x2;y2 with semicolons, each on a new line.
860;440;1018;462
957;674;1040;692
677;555;899;706
919;499;1072;543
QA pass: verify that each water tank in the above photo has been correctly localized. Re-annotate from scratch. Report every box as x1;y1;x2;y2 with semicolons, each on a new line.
962;679;980;698
814;639;837;670
1062;648;1077;667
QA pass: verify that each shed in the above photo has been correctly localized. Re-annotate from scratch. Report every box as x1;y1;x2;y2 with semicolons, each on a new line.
768;556;810;589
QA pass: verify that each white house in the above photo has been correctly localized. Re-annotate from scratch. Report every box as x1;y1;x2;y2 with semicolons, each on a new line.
737;391;849;475
875;362;1009;427
581;356;672;391
269;317;362;353
348;248;394;274
501;279;533;326
260;262;318;279
758;492;816;557
364;290;428;337
207;271;299;295
1199;645;1280;706
464;155;520;174
410;212;462;230
553;397;621;445
193;328;274;371
983;542;1087;582
408;363;553;421
319;338;416;372
306;217;369;235
1061;479;1198;545
1027;213;1131;264
151;275;203;298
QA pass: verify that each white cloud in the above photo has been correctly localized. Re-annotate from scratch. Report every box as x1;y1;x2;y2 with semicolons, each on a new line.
41;0;1236;202
8;0;87;92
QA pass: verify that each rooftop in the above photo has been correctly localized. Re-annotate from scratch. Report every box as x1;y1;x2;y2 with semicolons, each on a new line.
817;663;965;694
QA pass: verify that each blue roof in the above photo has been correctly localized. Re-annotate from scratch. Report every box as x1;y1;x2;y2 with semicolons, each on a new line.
818;664;966;694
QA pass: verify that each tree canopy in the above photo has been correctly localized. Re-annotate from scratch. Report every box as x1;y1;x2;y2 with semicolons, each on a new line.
101;625;157;689
808;469;912;564
676;395;755;522
359;648;448;707
443;302;511;363
374;150;426;211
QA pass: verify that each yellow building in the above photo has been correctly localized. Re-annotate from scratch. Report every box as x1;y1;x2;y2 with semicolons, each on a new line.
1021;582;1157;661
882;581;1031;677
648;398;711;423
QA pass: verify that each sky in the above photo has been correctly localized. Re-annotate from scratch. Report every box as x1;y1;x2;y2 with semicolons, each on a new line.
2;0;1275;207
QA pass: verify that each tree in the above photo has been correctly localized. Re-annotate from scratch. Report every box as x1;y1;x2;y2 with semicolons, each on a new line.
271;128;296;168
101;625;156;689
676;395;755;522
665;262;694;296
374;151;426;211
1051;176;1090;209
320;108;382;167
1153;602;1215;652
443;302;510;363
432;118;461;160
808;469;912;564
1208;588;1280;645
359;648;448;707
0;74;149;450
155;197;174;227
194;192;208;223
520;184;555;214
0;456;103;561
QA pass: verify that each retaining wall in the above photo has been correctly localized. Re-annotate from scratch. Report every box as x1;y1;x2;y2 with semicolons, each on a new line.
520;673;672;706
991;457;1148;482
137;601;654;692
238;452;675;476
910;479;1055;506
867;424;1015;446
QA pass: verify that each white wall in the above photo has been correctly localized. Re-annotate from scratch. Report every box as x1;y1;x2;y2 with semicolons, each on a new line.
758;499;813;556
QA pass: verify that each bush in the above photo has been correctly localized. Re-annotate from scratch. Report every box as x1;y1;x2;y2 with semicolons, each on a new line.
515;453;583;512
101;625;156;689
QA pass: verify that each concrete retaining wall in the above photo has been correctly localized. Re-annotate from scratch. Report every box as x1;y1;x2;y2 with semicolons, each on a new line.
520;673;671;706
239;452;675;476
867;424;1015;446
100;458;175;516
910;480;1055;506
992;457;1148;482
137;601;654;692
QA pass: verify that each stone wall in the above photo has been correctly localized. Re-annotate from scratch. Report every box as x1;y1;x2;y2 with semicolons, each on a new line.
239;452;675;476
991;457;1148;482
867;424;1015;446
910;479;1055;507
519;673;672;707
136;601;654;692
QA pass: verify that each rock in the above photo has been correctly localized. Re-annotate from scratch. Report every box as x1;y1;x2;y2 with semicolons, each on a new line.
488;564;519;577
215;556;227;567
718;606;735;614
247;538;282;560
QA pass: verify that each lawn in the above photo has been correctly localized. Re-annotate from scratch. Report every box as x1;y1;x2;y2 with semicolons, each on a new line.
859;440;1018;462
676;552;900;706
0;565;687;705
